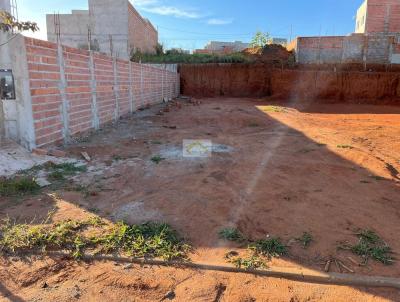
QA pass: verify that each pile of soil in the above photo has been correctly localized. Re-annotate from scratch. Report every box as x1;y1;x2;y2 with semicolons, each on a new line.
242;45;294;62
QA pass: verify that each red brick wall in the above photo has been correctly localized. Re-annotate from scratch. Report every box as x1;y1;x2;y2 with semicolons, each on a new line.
25;38;64;147
24;37;179;147
63;46;93;137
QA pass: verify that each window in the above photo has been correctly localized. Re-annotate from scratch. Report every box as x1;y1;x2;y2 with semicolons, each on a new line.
0;69;15;100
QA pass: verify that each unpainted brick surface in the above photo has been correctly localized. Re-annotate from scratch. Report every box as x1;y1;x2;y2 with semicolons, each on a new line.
25;37;179;147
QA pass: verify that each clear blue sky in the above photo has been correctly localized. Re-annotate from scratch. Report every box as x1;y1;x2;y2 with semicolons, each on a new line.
18;0;364;50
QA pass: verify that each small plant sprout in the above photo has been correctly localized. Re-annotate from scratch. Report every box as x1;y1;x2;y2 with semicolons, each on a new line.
297;232;313;249
151;155;165;164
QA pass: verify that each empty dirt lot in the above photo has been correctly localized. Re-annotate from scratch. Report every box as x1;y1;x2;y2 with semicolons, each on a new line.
1;97;400;301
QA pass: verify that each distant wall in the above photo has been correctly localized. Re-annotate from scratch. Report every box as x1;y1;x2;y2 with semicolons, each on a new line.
293;34;400;64
1;36;179;149
180;64;400;105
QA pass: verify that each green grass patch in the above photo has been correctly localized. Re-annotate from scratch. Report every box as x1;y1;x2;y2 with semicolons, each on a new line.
296;232;313;249
340;229;394;265
0;219;190;261
0;177;40;197
151;155;165;164
45;162;86;182
219;228;245;242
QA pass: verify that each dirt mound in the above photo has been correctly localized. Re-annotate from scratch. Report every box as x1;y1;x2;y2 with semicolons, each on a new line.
242;45;294;62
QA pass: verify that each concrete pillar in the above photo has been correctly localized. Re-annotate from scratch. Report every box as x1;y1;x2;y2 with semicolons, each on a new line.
161;65;164;101
128;61;134;113
112;57;120;121
89;51;100;129
56;43;70;143
0;34;36;149
140;63;143;108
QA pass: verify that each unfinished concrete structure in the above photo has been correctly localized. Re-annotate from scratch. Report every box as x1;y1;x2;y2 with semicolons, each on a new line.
46;0;158;60
289;0;400;65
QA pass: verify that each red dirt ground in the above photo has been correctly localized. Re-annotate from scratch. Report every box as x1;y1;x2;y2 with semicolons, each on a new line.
1;98;400;301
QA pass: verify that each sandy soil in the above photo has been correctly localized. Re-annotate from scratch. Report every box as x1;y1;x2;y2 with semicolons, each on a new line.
1;98;400;301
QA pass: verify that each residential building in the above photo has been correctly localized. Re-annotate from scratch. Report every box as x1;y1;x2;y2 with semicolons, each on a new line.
46;0;158;59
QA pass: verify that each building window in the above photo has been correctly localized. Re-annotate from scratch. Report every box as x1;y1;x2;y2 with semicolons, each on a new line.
0;69;16;100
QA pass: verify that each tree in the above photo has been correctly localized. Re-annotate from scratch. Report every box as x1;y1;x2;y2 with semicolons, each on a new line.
250;31;271;48
0;10;39;33
155;43;164;55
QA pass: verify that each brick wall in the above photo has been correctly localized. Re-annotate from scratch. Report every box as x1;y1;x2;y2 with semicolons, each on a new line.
24;37;179;147
293;34;400;64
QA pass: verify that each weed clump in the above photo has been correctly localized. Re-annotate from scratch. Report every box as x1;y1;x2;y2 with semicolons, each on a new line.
219;228;245;242
219;227;288;270
340;229;394;265
262;106;287;113
337;145;354;149
0;177;40;197
249;237;287;259
226;254;266;270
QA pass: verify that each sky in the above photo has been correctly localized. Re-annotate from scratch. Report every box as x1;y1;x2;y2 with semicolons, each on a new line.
17;0;364;51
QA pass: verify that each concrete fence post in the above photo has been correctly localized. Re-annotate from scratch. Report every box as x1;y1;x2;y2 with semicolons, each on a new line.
56;43;70;143
128;61;134;113
89;51;100;130
112;57;120;121
363;35;368;71
140;63;144;108
161;65;164;101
